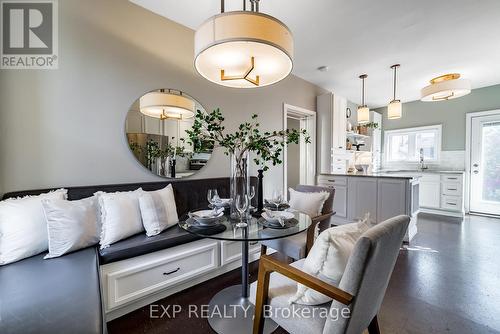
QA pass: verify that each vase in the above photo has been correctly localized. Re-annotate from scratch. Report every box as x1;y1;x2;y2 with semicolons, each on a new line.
230;150;250;220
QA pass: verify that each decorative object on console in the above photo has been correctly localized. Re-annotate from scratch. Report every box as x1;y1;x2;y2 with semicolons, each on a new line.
138;184;179;237
420;73;471;101
95;188;144;248
0;189;67;265
388;64;402;119
194;0;293;88
126;89;213;179
184;108;309;219
42;196;100;259
357;74;370;124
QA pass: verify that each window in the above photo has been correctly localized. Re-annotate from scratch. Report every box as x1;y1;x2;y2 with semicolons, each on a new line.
384;125;442;162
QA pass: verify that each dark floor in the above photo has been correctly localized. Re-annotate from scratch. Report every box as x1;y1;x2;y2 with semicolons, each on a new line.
108;213;500;334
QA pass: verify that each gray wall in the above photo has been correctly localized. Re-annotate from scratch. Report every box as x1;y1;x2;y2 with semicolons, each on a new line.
0;0;325;195
375;84;500;150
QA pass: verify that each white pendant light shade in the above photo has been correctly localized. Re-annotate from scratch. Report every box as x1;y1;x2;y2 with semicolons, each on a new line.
421;73;471;102
357;74;370;124
194;11;293;88
388;100;402;119
357;106;370;124
387;64;402;119
140;91;195;120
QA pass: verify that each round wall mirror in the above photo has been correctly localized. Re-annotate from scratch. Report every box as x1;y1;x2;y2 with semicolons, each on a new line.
125;89;213;178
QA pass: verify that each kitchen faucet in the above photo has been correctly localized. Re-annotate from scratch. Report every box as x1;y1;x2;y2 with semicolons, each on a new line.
419;148;428;171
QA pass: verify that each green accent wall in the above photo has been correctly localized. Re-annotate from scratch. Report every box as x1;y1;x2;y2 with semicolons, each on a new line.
375;84;500;150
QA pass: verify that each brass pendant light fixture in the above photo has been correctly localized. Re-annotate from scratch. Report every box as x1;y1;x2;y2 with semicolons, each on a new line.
388;64;402;119
194;0;294;88
357;74;370;124
420;73;471;101
139;89;195;120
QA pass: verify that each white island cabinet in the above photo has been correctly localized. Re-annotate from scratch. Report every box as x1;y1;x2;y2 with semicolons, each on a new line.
317;174;419;242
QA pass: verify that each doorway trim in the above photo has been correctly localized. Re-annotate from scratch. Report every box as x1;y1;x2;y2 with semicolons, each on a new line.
283;103;316;197
465;109;500;213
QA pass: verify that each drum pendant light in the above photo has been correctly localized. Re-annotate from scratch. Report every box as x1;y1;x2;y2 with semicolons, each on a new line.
194;0;294;88
357;74;370;124
388;64;402;119
140;89;195;120
420;73;471;101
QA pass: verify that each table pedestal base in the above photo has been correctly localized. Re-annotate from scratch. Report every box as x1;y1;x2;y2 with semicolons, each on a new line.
208;285;278;334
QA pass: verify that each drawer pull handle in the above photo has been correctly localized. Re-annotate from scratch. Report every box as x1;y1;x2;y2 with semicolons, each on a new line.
163;267;181;276
447;177;458;180
328;180;336;182
447;188;457;191
446;202;456;206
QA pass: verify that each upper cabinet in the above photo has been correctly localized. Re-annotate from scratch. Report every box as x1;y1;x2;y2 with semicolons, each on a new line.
317;92;347;173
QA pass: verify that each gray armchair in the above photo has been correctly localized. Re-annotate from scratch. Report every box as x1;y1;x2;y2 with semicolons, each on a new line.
252;215;410;334
260;185;335;260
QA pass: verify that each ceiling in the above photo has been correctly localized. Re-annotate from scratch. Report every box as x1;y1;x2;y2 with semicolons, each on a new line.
130;0;500;108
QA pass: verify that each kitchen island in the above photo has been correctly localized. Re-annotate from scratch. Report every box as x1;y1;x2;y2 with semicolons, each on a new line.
317;173;420;242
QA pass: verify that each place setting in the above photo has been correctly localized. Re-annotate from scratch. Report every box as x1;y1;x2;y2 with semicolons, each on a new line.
258;190;298;229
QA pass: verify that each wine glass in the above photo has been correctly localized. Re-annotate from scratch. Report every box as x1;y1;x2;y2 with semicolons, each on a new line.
270;190;283;211
248;186;256;211
207;189;219;209
235;194;249;228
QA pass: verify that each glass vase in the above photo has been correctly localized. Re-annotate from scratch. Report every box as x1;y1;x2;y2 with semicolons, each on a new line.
230;150;250;220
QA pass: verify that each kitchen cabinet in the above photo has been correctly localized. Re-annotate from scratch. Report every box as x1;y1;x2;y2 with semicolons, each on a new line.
417;172;464;216
316;175;348;219
419;174;441;209
347;177;378;221
377;178;408;222
317;92;347;173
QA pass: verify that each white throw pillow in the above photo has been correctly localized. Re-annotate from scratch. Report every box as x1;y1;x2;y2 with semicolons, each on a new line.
288;188;330;217
0;189;68;265
42;197;100;259
139;184;179;237
96;188;144;249
290;215;372;305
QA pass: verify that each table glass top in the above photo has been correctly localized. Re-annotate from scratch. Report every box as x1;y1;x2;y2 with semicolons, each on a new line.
178;211;312;242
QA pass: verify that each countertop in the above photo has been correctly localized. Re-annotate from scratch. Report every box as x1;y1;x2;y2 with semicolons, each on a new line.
320;169;465;180
319;172;418;179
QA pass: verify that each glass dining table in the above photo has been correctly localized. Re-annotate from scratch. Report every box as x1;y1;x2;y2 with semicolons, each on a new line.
179;211;312;334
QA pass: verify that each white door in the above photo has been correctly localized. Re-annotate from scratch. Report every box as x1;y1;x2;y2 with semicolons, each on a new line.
470;113;500;215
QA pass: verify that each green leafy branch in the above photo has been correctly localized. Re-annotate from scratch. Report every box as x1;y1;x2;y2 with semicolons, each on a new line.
184;108;310;171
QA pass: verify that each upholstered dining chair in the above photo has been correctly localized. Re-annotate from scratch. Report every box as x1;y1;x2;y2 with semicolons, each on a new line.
260;185;335;260
252;215;410;334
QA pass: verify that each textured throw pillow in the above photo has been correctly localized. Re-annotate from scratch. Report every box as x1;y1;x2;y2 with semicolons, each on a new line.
139;184;179;237
96;188;144;249
0;189;68;265
288;188;330;217
290;214;372;305
42;197;100;259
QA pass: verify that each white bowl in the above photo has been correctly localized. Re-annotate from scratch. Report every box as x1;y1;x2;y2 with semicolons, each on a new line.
188;210;224;225
261;211;294;225
212;198;232;208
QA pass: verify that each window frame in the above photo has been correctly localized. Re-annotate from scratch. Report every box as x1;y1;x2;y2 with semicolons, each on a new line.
384;124;442;164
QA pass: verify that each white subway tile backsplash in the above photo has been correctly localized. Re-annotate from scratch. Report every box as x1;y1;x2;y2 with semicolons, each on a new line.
382;150;465;171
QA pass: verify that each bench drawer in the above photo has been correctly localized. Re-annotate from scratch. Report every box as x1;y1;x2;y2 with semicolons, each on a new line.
103;240;219;310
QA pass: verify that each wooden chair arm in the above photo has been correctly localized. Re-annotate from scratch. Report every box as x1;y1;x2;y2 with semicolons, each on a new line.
306;211;335;253
253;254;353;334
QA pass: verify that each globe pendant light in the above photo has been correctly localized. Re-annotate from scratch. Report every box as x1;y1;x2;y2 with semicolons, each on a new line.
388;64;402;119
357;74;370;124
194;0;294;88
140;89;195;120
420;73;471;101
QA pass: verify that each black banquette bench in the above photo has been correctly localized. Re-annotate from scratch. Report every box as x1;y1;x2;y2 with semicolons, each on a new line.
0;177;251;334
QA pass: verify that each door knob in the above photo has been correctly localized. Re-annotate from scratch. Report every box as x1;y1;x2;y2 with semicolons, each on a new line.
473;170;479;174
473;163;479;167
